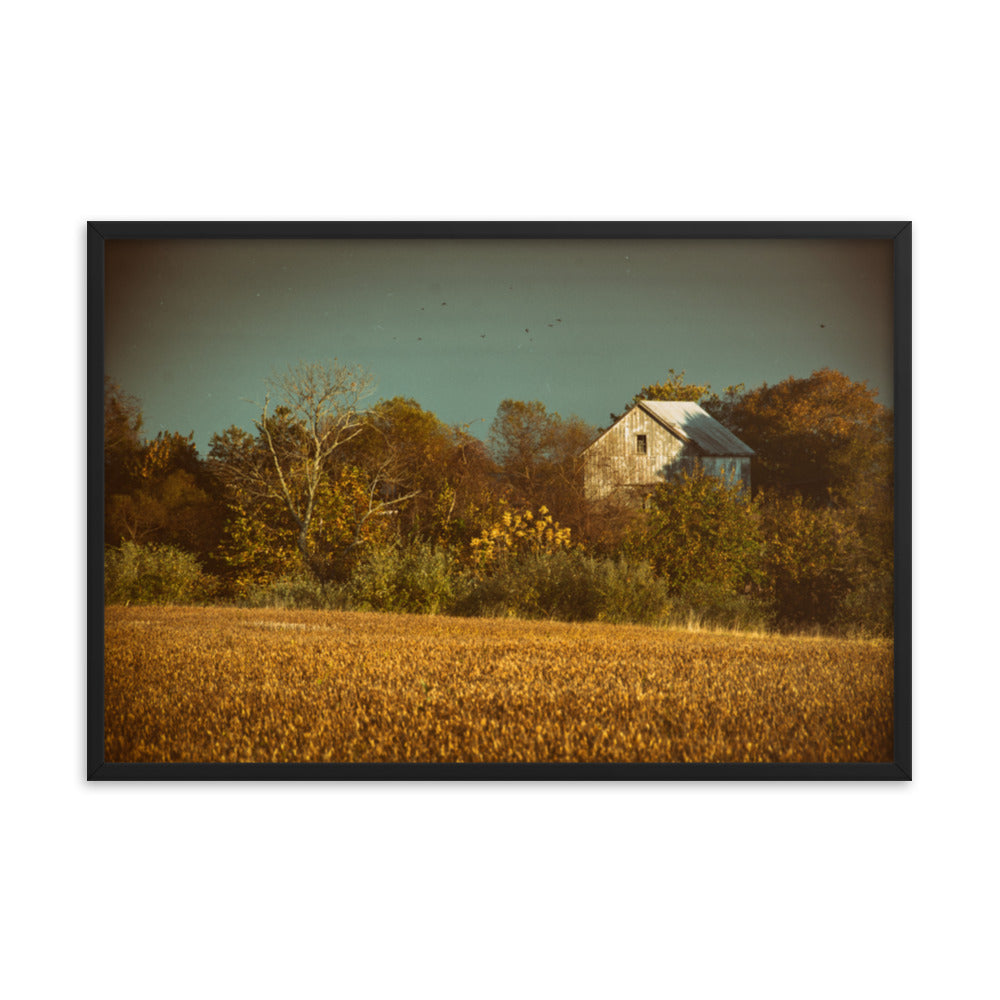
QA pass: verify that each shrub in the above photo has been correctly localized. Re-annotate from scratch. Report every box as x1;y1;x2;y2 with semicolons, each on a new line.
467;504;575;571
105;541;217;605
663;581;775;633
591;557;672;625
348;541;458;614
630;470;763;594
759;494;864;629
832;570;894;637
454;551;670;625
241;574;346;610
455;551;584;620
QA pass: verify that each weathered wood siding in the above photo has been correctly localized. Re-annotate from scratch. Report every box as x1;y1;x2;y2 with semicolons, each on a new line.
584;408;693;500
584;412;752;501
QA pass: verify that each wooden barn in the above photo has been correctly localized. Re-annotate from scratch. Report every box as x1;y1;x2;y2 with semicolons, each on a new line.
582;400;754;503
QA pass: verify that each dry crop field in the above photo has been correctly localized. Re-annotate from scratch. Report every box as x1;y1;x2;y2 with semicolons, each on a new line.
104;606;893;764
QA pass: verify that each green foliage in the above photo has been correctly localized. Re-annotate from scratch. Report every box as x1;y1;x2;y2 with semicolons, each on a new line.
759;494;864;629
631;368;712;405
456;550;594;620
832;570;894;637
631;469;763;595
104;366;894;637
105;542;217;605
455;550;670;625
609;369;713;423
348;541;458;614
241;574;347;610
216;464;393;594
590;557;673;624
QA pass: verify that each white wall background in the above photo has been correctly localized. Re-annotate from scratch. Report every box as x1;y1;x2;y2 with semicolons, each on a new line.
3;2;995;997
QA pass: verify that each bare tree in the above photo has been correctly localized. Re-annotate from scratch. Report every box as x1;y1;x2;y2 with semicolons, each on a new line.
213;361;421;579
259;362;371;550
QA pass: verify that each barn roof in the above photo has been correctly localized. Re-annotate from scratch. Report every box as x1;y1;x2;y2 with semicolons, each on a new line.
637;400;755;456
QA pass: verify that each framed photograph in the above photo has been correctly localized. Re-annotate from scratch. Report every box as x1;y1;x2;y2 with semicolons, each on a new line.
89;222;911;780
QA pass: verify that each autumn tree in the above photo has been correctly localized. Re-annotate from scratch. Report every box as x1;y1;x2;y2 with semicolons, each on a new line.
758;494;870;630
488;399;595;524
431;427;500;547
629;469;763;595
104;380;224;561
104;377;143;498
209;446;393;592
710;369;894;633
489;399;558;499
106;430;224;558
609;368;714;423
340;397;460;537
717;368;892;504
209;362;414;583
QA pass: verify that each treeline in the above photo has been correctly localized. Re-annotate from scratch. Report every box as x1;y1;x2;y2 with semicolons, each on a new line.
104;364;894;636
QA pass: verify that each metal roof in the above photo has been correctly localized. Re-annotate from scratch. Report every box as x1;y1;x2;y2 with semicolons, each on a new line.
638;400;755;456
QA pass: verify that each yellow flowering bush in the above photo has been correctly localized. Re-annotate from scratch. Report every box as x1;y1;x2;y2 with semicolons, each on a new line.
468;504;575;570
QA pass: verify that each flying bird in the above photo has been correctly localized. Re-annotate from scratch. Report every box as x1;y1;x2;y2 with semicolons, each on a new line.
820;323;826;328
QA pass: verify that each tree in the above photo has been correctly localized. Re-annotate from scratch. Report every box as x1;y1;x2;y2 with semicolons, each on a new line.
717;368;892;504
104;377;143;497
628;468;763;595
106;431;220;552
700;382;747;430
423;429;503;552
758;493;867;629
209;362;413;582
609;368;713;423
489;399;559;499
341;396;459;539
212;458;393;592
104;382;224;560
488;400;595;522
701;369;894;633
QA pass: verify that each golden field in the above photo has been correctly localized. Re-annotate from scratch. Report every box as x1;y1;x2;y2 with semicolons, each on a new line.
104;606;893;764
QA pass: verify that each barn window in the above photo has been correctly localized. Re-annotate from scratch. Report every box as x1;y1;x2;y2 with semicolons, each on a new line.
636;434;647;455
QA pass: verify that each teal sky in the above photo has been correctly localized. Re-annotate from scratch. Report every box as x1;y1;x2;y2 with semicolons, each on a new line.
105;238;894;454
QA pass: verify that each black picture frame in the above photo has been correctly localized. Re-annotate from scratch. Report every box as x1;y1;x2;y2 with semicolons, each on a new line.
88;221;911;781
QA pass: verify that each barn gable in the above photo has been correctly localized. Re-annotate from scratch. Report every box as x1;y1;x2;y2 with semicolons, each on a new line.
582;400;754;502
